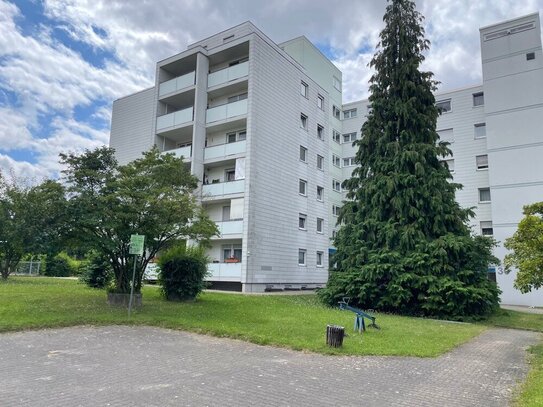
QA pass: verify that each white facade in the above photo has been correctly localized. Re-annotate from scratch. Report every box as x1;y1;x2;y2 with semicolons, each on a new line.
110;15;543;305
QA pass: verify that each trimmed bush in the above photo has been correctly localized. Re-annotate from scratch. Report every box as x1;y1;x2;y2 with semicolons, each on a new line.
158;245;209;301
80;252;112;289
43;255;72;277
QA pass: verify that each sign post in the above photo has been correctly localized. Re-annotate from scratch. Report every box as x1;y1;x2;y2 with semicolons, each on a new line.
128;234;145;317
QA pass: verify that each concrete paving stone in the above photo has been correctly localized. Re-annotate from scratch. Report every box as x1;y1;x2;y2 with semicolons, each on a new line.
0;326;540;407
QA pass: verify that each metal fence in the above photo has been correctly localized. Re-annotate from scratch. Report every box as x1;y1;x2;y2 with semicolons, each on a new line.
14;260;41;275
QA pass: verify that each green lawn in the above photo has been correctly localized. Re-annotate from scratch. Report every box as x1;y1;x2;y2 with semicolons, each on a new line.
0;276;486;357
516;343;543;407
485;308;543;332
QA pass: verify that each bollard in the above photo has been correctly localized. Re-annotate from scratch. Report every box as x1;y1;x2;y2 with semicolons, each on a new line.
326;325;345;348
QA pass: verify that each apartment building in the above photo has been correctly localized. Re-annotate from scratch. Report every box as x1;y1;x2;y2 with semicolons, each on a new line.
110;14;543;305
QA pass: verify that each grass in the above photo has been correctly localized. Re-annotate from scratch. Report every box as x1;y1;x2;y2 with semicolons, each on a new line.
484;308;543;332
516;343;543;407
0;276;487;357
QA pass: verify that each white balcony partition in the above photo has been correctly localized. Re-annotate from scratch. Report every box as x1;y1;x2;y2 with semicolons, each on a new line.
159;71;195;97
208;61;248;88
216;220;243;236
204;140;246;160
206;99;247;124
207;262;242;281
161;145;192;160
156;107;194;131
203;179;245;197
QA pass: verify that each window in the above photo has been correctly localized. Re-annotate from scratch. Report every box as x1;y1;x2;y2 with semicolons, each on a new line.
227;129;246;143
227;92;248;103
366;104;373;115
317;155;324;170
437;128;454;143
317;95;324;110
443;159;455;173
332;230;337;238
474;123;486;139
299;213;307;230
299;179;307;196
527;52;535;61
343;108;357;119
333;105;341;119
316;186;324;201
343;132;357;143
225;169;236;182
332;205;341;216
333;76;341;91
298;249;306;266
317;125;324;140
299;146;307;162
316;251;324;267
222;244;242;262
332;154;340;167
300;113;308;130
332;130;341;143
476;155;488;170
436;99;451;113
481;221;493;236
343;157;356;167
301;81;308;97
332;179;341;192
473;92;484;107
228;57;248;66
317;218;324;233
479;188;491;203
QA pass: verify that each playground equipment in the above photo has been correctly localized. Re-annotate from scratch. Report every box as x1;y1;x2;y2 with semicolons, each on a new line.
338;297;380;333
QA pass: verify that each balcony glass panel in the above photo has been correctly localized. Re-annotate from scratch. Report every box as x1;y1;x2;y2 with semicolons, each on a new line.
161;145;192;160
208;61;248;88
156;107;193;131
206;100;247;124
159;71;195;97
204;140;246;160
207;263;241;281
216;220;243;236
203;179;245;197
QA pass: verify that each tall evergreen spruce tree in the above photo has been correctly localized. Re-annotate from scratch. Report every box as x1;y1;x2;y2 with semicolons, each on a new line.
318;0;500;319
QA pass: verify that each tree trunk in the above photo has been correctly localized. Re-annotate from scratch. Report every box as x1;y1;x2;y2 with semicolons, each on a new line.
326;325;345;348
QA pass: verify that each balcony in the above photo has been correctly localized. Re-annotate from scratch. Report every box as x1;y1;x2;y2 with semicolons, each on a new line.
207;262;241;282
206;100;247;124
204;140;246;160
203;179;245;198
208;61;248;88
156;107;193;132
161;145;192;160
214;220;243;237
159;71;196;97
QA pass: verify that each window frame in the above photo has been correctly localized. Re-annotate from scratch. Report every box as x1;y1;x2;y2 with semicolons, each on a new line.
474;123;486;139
332;105;341;120
301;81;308;98
299;145;308;162
299;179;307;196
343;108;357;119
480;221;493;236
316;155;324;170
298;249;306;266
478;187;491;203
316;218;324;234
332;130;341;144
473;92;484;107
316;251;324;267
476;154;489;170
332;179;341;192
316;186;324;201
332;154;340;168
298;213;307;230
317;94;324;110
317;124;324;140
300;113;308;130
436;99;452;113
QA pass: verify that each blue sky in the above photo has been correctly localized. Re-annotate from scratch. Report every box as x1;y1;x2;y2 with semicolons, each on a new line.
1;0;542;181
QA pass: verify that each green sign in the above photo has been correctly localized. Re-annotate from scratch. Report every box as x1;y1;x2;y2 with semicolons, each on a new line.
129;234;145;255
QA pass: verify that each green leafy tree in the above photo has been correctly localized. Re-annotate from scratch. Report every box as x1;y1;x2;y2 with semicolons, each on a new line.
318;0;499;319
0;174;66;280
60;146;217;294
504;202;543;293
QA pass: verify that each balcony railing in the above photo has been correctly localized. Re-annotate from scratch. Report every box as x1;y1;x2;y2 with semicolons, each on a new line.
215;220;243;236
208;61;248;88
156;107;193;131
206;100;247;124
203;179;245;197
207;262;242;281
204;140;246;160
159;71;195;97
161;145;192;160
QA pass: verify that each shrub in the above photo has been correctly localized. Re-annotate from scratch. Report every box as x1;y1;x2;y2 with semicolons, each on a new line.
43;255;73;277
158;245;209;301
79;252;112;289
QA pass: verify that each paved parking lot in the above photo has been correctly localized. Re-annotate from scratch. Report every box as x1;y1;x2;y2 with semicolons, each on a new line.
0;326;540;406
